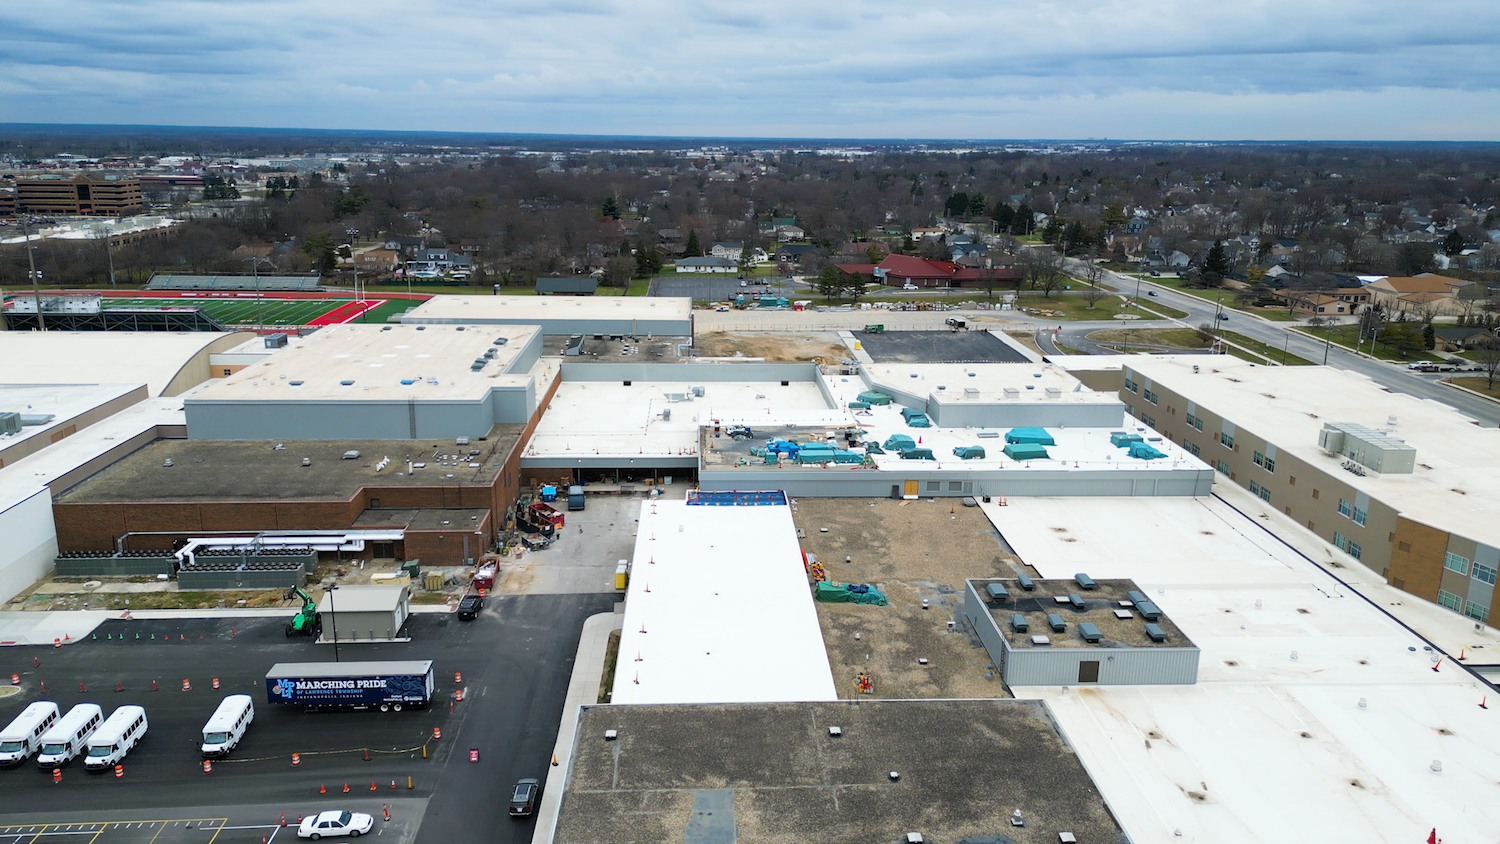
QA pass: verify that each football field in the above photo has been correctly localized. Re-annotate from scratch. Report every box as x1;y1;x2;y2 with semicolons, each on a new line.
100;297;389;327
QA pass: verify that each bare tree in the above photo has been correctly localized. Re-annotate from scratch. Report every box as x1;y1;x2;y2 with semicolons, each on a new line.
1082;253;1108;310
1474;338;1500;390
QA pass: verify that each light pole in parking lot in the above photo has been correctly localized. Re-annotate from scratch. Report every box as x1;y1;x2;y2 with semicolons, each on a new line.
244;257;273;333
326;584;341;662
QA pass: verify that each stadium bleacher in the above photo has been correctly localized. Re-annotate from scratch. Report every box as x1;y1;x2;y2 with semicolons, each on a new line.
146;274;321;292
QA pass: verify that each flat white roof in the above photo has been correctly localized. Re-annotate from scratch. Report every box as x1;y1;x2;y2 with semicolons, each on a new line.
865;362;1121;406
611;500;837;705
981;496;1500;844
525;379;839;460
1128;356;1500;547
0;394;185;515
190;323;537;402
404;295;691;323
0;331;247;396
0;383;142;454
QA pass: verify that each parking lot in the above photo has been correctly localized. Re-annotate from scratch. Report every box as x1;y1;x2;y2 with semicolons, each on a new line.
648;277;780;300
852;329;1032;363
0;592;618;844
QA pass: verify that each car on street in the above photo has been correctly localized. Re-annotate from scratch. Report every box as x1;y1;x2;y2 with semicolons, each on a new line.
1216;313;1229;321
456;594;483;620
298;810;374;840
1146;290;1157;297
510;777;542;817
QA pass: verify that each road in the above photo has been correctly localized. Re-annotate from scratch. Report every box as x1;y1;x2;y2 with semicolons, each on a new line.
1076;263;1500;426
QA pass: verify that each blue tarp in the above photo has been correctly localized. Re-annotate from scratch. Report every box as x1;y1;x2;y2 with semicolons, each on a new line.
882;434;915;452
1126;442;1167;460
1003;442;1050;460
1005;427;1055;445
1109;432;1144;448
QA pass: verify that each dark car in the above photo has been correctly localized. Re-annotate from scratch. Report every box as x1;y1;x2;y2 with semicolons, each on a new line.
1146;290;1158;297
456;594;484;621
509;778;541;817
1216;313;1229;321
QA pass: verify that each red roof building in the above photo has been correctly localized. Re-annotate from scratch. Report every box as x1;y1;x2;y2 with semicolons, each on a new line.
874;254;1021;288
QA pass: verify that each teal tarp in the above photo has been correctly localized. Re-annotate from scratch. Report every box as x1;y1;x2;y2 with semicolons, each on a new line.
863;442;885;455
953;446;986;459
1109;432;1144;448
882;434;915;452
1005;427;1055;445
1126;442;1167;460
815;582;889;606
902;409;932;428
857;391;893;405
901;448;935;460
848;401;871;409
1003;442;1050;460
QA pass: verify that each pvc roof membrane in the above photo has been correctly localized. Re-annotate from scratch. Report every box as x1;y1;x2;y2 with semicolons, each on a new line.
1127;355;1500;549
611;499;837;705
189;323;540;402
980;495;1500;844
403;294;691;324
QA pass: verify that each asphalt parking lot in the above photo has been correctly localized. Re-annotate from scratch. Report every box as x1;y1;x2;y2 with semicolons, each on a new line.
0;592;617;844
852;329;1031;362
648;277;778;300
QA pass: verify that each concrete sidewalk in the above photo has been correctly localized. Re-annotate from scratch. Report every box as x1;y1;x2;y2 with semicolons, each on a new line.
532;608;623;844
0;610;115;646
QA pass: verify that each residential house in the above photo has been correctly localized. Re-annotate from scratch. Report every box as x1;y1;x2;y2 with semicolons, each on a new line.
709;241;744;260
949;242;989;262
675;256;736;273
383;235;426;257
1271;291;1354;316
1364;274;1473;316
834;263;878;284
772;244;819;267
775;225;805;242
910;227;945;240
353;247;401;273
841;241;889;260
1433;326;1496;352
536;277;598;296
404;247;473;276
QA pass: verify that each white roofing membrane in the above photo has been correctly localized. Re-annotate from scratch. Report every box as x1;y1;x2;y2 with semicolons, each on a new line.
611;500;837;705
980;495;1500;844
526;380;844;460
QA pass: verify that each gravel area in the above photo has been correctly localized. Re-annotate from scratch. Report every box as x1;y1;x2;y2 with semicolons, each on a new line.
790;497;1024;699
695;331;850;362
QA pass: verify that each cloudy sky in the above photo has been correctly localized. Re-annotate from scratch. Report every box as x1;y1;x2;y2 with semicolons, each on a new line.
3;0;1500;140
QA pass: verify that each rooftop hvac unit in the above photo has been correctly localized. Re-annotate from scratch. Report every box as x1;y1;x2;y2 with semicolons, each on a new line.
1079;622;1102;643
691;386;706;397
493;337;508;345
1047;613;1066;632
1318;421;1416;474
1017;573;1035;590
1144;623;1167;643
0;412;19;435
342;450;360;460
263;333;288;348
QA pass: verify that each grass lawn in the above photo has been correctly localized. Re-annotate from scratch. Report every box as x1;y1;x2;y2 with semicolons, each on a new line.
1087;328;1211;350
1217;330;1316;365
1445;377;1500;399
1302;323;1443;362
1133;301;1191;320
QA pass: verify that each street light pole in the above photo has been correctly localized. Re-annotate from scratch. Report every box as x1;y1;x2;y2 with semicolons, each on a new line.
327;584;340;662
22;216;45;332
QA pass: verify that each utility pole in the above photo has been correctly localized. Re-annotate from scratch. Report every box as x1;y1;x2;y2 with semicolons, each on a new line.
22;216;45;332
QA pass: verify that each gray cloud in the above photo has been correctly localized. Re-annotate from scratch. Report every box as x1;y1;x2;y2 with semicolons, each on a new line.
1;0;1498;138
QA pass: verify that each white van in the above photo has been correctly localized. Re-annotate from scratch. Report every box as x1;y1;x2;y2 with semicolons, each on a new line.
83;706;147;771
201;695;254;758
37;703;103;768
0;701;59;766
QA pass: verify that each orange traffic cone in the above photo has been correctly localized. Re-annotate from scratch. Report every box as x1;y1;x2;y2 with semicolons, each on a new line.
320;784;327;794
343;783;350;793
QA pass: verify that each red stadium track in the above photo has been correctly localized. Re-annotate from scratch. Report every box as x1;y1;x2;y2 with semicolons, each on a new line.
308;300;385;325
73;289;435;302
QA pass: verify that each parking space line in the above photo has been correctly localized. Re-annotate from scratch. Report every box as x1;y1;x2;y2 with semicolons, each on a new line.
202;819;229;844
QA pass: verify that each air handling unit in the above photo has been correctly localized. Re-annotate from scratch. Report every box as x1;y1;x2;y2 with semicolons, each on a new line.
1317;421;1416;475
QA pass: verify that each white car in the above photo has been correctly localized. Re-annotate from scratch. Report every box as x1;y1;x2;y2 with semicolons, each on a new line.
298;810;374;840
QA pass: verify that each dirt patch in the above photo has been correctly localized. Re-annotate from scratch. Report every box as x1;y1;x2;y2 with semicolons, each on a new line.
791;498;1023;699
599;629;621;703
696;331;849;362
1007;330;1047;356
